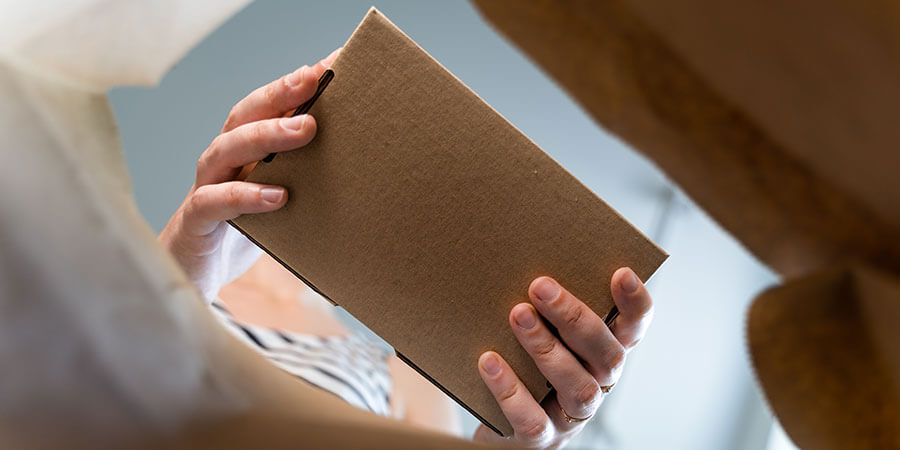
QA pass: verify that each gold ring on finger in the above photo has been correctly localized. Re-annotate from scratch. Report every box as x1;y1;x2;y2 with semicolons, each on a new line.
560;405;593;424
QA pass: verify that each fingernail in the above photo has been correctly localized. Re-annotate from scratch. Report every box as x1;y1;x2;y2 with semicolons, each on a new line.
323;48;342;67
482;354;501;376
260;187;284;203
281;115;307;131
285;66;307;87
533;278;560;303
514;306;537;329
621;269;640;294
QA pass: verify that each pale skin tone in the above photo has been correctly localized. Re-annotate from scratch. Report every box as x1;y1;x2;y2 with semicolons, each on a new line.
159;49;655;449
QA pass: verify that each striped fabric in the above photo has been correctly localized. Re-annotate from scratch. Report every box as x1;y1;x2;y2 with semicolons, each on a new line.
210;299;394;417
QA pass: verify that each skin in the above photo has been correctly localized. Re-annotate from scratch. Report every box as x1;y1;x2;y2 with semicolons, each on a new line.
474;269;653;448
218;254;461;434
159;49;655;449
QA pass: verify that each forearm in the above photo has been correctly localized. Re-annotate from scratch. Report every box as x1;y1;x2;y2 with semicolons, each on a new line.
388;356;462;437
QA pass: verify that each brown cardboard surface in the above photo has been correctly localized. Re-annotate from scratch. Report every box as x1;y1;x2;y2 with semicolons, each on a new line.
748;265;900;449
625;0;900;231
472;1;900;442
0;56;485;449
231;8;666;436
146;415;496;450
471;0;900;279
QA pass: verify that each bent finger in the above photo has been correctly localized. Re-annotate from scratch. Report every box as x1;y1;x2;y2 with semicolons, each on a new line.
183;181;287;237
542;394;591;436
529;277;626;385
197;115;316;186
478;351;554;445
609;267;654;350
223;48;340;132
509;303;601;422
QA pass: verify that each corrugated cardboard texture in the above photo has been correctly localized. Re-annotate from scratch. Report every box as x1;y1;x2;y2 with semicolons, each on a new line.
232;8;666;436
748;266;900;449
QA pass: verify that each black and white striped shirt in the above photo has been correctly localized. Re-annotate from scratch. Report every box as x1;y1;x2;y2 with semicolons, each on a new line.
210;299;393;416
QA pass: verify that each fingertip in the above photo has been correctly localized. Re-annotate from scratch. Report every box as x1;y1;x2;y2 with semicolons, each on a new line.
259;186;287;206
285;65;318;102
479;351;502;378
284;65;309;89
303;114;317;133
278;115;317;149
323;47;342;67
280;113;316;132
613;267;642;295
529;276;560;304
280;114;306;131
296;115;317;146
611;267;653;325
510;303;538;331
510;302;533;315
303;62;320;85
310;48;342;79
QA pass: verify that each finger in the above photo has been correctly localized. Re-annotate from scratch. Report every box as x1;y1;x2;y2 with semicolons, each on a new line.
197;115;316;186
609;267;654;350
509;303;601;422
223;48;341;132
529;277;625;385
478;351;554;445
541;395;589;437
472;425;507;445
315;47;342;74
182;181;287;237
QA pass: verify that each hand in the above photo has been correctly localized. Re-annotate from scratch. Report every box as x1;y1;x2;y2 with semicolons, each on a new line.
473;268;653;448
159;49;340;302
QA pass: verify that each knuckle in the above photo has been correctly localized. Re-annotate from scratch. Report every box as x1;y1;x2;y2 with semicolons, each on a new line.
247;121;267;146
497;382;520;404
223;185;244;209
263;82;280;108
195;152;205;171
603;345;627;372
194;155;207;182
574;380;600;409
196;150;210;175
639;305;655;322
223;105;240;131
186;187;208;214
518;417;550;443
199;136;223;169
531;337;557;360
626;299;654;321
187;186;207;213
562;303;586;329
268;117;287;138
176;224;224;255
303;114;317;134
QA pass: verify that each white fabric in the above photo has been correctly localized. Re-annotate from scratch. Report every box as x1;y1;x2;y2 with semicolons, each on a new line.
0;1;258;446
0;0;250;90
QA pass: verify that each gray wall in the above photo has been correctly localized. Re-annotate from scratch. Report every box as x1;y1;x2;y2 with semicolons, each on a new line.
110;1;779;448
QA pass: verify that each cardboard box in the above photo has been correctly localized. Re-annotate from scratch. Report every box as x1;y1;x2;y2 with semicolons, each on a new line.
471;0;900;444
231;8;666;436
748;265;900;449
471;0;900;279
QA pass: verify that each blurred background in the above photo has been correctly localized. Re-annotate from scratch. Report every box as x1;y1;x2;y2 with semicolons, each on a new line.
109;1;794;448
